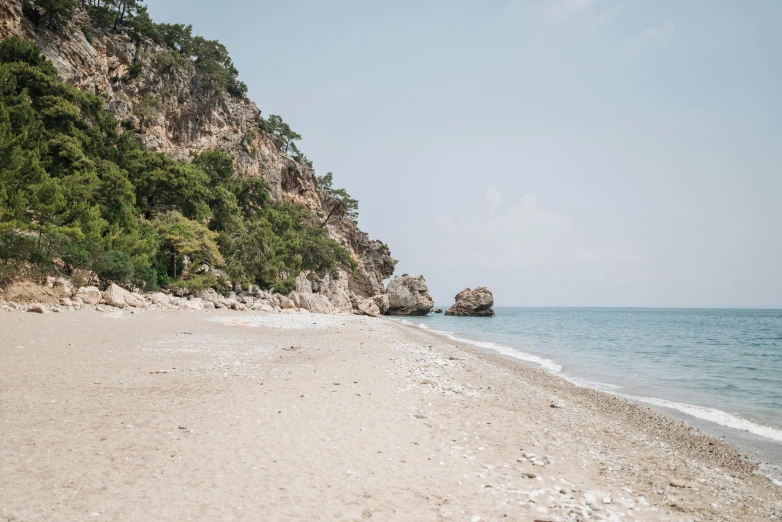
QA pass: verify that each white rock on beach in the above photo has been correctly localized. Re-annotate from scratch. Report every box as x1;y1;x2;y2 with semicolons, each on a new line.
184;299;204;311
103;283;132;307
356;298;381;317
148;292;170;306
75;286;102;305
27;303;47;314
289;292;335;314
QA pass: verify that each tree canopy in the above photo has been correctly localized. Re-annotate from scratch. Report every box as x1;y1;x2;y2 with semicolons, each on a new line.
317;173;359;224
0;37;354;291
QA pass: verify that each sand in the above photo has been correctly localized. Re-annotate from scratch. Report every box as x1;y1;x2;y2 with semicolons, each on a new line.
1;309;780;521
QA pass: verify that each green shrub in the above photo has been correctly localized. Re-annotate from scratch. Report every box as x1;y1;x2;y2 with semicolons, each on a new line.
81;26;94;44
167;273;218;292
92;250;134;284
272;277;295;295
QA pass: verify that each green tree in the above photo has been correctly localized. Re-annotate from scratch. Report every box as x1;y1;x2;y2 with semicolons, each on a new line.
317;172;359;224
259;114;301;153
153;211;223;279
132;93;161;129
32;0;78;30
0;36;357;294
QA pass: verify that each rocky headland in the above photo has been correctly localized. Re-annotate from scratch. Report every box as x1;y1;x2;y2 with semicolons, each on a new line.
0;0;403;315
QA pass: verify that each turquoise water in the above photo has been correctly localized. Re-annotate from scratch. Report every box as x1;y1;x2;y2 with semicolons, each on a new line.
397;307;782;482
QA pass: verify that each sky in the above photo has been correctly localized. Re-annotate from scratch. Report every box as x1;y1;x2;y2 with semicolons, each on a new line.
147;0;782;308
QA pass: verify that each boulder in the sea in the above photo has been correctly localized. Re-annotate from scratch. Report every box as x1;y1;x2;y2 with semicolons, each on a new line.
444;287;494;317
386;274;434;316
432;307;443;314
75;286;102;305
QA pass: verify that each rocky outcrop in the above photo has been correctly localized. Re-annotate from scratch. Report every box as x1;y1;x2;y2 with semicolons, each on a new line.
0;0;397;308
445;287;495;317
386;275;434;316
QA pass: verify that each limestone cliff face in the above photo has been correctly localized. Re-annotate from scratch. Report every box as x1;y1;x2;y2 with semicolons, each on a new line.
0;0;396;299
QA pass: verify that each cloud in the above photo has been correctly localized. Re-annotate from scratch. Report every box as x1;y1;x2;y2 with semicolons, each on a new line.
335;87;355;99
551;0;598;20
434;188;576;267
485;186;502;213
590;4;622;31
432;187;642;269
624;21;675;57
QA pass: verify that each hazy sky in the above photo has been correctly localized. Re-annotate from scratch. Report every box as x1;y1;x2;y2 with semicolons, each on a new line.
147;0;782;308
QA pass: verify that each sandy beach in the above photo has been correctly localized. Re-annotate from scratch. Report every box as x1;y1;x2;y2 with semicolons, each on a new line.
1;309;780;521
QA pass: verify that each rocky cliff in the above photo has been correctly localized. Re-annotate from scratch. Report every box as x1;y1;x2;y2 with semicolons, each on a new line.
0;0;396;304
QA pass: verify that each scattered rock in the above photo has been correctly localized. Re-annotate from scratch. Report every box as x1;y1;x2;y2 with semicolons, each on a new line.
551;399;565;408
75;286;102;305
27;303;47;314
356;298;381;317
184;298;204;311
148;292;170;305
103;283;131;308
444;286;494;317
289;292;335;314
670;479;686;488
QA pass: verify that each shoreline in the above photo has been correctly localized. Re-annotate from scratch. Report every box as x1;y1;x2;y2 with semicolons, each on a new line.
391;315;782;486
1;309;780;520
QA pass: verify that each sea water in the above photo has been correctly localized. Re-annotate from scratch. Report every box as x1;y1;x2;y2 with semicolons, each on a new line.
396;307;782;484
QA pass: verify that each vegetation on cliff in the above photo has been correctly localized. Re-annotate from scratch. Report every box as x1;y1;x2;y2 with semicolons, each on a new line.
0;36;355;292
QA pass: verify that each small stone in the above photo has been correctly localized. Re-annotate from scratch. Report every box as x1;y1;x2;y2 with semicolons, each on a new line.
470;516;481;522
587;502;602;512
602;497;611;504
551;399;565;408
27;303;47;314
178;426;187;430
413;413;427;419
670;479;686;488
522;472;537;479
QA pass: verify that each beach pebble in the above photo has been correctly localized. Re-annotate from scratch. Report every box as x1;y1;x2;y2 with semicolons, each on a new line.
551;399;565;408
523;472;538;479
670;479;686;488
27;304;47;314
470;516;481;522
